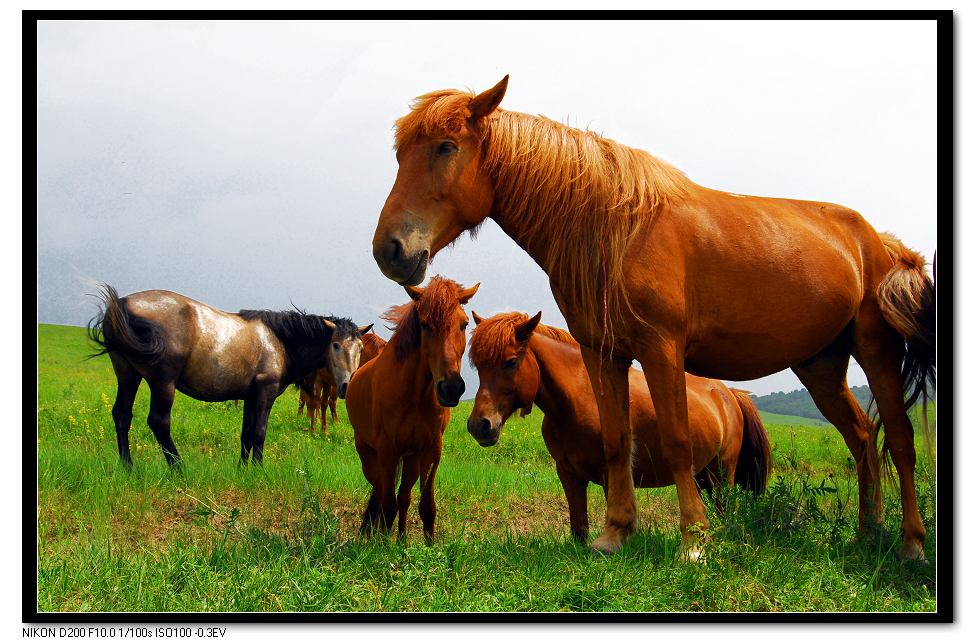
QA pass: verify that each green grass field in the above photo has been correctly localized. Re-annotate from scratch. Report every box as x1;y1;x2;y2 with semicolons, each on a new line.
35;323;938;613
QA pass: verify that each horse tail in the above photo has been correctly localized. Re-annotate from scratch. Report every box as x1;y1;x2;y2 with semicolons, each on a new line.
730;389;773;494
87;284;166;364
874;233;936;465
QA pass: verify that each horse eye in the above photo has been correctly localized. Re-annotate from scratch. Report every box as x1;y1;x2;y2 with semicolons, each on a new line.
504;358;518;368
332;342;339;350
435;141;458;156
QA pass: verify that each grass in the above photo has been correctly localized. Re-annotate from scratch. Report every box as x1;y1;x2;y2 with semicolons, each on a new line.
34;323;938;613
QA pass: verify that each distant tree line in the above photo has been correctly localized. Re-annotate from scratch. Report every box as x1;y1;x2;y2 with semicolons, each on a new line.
751;386;873;422
750;384;934;422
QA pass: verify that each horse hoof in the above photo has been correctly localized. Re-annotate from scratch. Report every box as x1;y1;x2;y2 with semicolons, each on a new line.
898;541;928;563
679;547;705;564
590;534;622;557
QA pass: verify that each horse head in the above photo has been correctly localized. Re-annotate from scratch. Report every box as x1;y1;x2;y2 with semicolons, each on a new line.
372;76;509;285
466;310;542;446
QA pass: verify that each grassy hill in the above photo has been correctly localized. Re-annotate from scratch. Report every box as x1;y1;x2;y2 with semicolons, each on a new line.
34;323;937;613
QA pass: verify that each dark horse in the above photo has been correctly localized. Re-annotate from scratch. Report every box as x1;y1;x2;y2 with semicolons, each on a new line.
372;77;935;559
88;285;369;466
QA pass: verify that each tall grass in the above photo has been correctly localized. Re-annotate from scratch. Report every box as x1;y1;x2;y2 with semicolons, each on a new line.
35;324;937;612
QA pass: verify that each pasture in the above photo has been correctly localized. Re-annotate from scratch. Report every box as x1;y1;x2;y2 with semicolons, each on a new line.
35;323;937;613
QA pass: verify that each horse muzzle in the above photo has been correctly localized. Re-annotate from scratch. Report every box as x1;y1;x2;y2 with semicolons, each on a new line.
372;220;431;286
467;415;501;447
337;381;350;399
435;375;465;407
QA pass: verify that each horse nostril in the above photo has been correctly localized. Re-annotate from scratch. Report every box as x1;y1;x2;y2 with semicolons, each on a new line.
339;383;349;398
384;237;403;264
478;417;491;436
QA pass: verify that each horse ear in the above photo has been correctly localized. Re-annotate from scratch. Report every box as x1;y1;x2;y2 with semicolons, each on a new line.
458;282;480;304
358;323;374;335
322;318;337;332
405;285;424;301
471;311;485;326
514;311;542;342
470;75;509;121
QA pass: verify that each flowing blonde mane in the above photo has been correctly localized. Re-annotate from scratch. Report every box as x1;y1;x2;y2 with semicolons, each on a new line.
469;312;579;368
395;88;692;350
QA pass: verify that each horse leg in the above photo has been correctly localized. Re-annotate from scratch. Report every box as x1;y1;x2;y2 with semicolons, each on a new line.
357;443;382;534
556;465;589;542
578;346;635;555
852;314;927;561
376;450;399;533
108;354;141;468
249;391;275;465
146;381;180;467
792;340;884;537
636;343;707;562
397;455;421;537
239;397;253;464
328;387;338;423
418;450;442;544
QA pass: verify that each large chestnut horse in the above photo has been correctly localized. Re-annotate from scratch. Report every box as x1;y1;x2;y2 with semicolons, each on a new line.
89;285;369;466
371;77;935;560
467;311;772;543
345;277;478;541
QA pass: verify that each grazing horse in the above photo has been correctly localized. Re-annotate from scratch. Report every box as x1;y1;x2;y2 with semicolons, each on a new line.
88;285;367;466
345;277;478;542
371;76;935;560
466;311;772;542
296;328;378;433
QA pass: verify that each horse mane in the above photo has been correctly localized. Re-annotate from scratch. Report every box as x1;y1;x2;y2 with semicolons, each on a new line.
469;312;578;367
237;309;332;350
395;88;692;349
383;276;467;363
361;331;388;352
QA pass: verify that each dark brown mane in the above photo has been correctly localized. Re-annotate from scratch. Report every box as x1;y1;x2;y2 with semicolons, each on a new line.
383;276;467;362
469;312;578;367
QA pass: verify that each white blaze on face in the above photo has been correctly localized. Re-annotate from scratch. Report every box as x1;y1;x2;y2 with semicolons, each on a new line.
329;337;364;388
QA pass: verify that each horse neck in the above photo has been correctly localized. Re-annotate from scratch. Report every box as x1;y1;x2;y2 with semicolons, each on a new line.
281;336;328;385
386;341;435;401
528;333;588;421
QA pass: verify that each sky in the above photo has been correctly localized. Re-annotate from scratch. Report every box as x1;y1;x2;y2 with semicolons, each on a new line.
36;19;939;396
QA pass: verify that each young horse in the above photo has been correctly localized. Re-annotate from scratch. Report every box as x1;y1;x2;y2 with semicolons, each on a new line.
467;311;772;542
88;285;367;466
345;277;478;542
371;77;936;560
296;328;379;433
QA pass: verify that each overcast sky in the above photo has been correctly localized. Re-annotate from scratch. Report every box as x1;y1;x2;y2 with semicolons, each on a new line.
36;19;938;396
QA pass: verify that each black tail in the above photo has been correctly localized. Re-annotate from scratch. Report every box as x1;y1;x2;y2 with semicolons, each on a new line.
87;284;166;364
731;389;773;494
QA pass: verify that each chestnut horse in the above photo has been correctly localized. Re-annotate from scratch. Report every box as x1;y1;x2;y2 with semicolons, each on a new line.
296;329;381;433
345;277;478;541
467;311;772;542
88;285;368;466
371;76;935;560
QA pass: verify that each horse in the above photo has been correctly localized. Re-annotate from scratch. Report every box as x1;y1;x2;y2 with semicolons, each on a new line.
466;311;772;542
88;285;370;466
371;76;936;560
296;330;382;433
345;276;478;542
